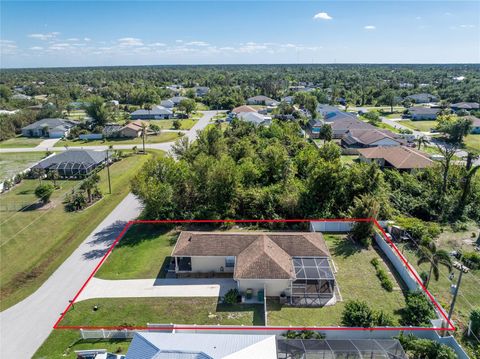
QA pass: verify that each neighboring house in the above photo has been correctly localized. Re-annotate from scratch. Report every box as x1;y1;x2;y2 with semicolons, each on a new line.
404;93;438;104
11;93;32;101
172;231;337;306
327;117;374;139
169;96;189;106
21;118;77;138
342;128;404;149
307;118;324;138
160;99;175;109
166;85;183;95
231;105;257;115
0;109;19;115
408;107;440;120
317;104;358;122
108;100;119;107
32;149;106;177
103;123;123;138
281;96;294;104
194;86;210;97
450;102;480;112
466;116;480;134
126;332;277;359
119;120;149;138
237;112;272;126
246;95;279;106
130;105;173;120
357;146;434;171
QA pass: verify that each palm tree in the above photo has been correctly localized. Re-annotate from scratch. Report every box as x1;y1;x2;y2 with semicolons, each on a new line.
417;242;453;289
415;135;429;150
140;122;148;154
48;170;60;188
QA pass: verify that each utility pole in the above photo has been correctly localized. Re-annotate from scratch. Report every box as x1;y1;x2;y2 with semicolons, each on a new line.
106;149;111;194
447;267;464;327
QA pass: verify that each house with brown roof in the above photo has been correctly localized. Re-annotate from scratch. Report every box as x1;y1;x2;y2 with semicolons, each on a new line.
172;231;337;306
357;146;434;171
341;128;404;150
119;120;149;138
231;105;257;115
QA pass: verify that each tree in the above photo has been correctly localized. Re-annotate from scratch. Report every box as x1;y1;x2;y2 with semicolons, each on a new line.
178;98;197;115
47;170;60;188
35;183;54;204
435;115;472;194
401;291;435;326
399;334;456;359
383;90;396;113
85;96;111;127
470;308;480;337
458;151;480;213
341;300;376;327
79;173;100;203
417;242;452;289
171;136;191;160
318;124;332;144
349;194;380;246
362;110;380;125
140;122;148;154
415;135;429;150
172;119;182;130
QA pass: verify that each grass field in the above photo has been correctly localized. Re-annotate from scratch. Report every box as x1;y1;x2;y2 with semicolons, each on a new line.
0;136;43;148
0;152;47;181
0;152;159;310
149;119;196;130
374;121;401;133
59;297;264;327
95;224;178;280
54;132;181;148
266;235;407;326
399;120;438;132
465;134;480;151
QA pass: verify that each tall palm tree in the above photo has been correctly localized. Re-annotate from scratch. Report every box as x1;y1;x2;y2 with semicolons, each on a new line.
415;135;429;150
140;122;148;154
417;242;453;289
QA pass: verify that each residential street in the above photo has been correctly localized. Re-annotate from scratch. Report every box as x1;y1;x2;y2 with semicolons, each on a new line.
0;110;217;358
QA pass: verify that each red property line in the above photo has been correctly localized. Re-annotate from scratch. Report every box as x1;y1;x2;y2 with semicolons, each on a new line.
54;218;455;332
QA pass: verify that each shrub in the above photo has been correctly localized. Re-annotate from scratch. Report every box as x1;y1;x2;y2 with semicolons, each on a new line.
401;291;435;326
371;259;394;292
462;251;480;270
224;288;240;304
285;330;325;339
172;119;182;130
370;258;380;269
470;308;480;337
395;217;441;244
34;183;54;204
398;334;456;359
374;310;394;326
341;300;376;327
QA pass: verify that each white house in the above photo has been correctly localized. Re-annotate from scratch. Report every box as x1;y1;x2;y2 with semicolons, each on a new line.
246;95;279;107
160;99;175;109
130;105;173;120
172;231;337;306
237;112;271;126
21;118;77;138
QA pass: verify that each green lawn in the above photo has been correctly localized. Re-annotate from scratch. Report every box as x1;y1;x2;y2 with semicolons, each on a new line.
149;119;196;130
34;332;130;359
95;224;178;280
195;102;209;111
464;135;480;151
59;297;264;327
399;120;438;132
0;152;48;182
341;155;358;166
0;152;160;310
54;132;181;148
0;136;43;148
374;121;401;133
267;235;407;327
383;113;404;119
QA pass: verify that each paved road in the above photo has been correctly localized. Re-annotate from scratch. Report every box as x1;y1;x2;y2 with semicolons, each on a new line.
0;110;217;154
77;278;236;301
381;117;428;138
0;110;217;358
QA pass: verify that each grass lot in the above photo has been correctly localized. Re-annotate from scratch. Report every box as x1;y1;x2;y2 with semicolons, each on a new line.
374;121;401;133
267;235;407;327
383;113;404;119
464;134;480;151
65;110;87;120
195;102;209;111
95;224;178;280
34;332;130;359
54;132;181;148
59;297;264;326
0;152;159;310
0;136;43;148
149;119;196;130
399;120;438;132
0;152;47;181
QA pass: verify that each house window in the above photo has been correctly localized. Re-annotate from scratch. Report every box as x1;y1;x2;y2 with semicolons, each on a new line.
225;256;235;268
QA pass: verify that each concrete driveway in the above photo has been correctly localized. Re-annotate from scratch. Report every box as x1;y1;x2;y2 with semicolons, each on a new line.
77;278;237;302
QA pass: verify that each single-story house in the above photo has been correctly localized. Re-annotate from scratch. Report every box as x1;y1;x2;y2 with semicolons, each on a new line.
357;146;434;171
32;149;106;177
130;105;173;120
169;96;188;106
317;104;358;122
247;95;279;106
126;332;277;359
102;123;123;138
21;118;78;138
160;99;175;109
172;231;337;306
342;129;404;149
307;118;324;138
194;86;210;97
231;105;257;115
11;93;32;101
237;112;272;126
119;120;150;138
450;102;480;112
466;116;480;134
328;117;374;139
404;93;438;104
408;107;440;120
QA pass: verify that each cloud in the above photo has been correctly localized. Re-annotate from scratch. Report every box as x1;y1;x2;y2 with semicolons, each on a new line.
364;25;376;30
148;42;166;47
30;46;43;51
28;32;59;40
185;41;209;46
84;37;91;42
459;24;476;28
0;40;17;54
313;12;332;20
67;38;79;41
117;37;143;46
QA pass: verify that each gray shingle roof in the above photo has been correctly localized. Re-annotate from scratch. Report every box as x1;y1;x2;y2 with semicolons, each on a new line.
131;106;173;116
22;118;77;131
34;149;106;170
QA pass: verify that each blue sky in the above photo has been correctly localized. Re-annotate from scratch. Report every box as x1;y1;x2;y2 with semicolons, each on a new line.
1;1;479;68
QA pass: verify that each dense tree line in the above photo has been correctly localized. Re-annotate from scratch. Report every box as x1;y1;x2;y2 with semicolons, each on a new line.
131;120;479;222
